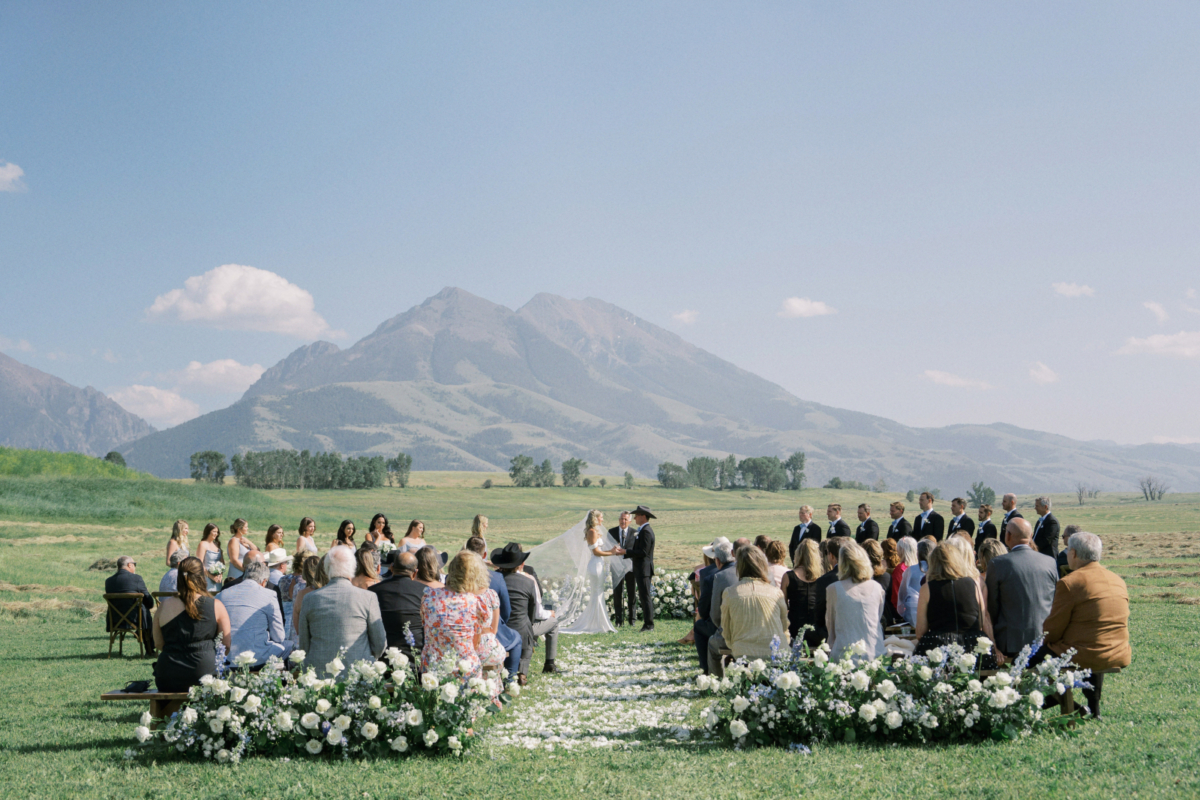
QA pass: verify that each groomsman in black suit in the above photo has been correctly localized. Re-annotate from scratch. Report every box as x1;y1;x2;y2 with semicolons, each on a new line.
826;504;853;540
913;492;945;541
1000;493;1024;540
854;503;879;544
886;501;913;540
788;505;822;564
974;503;999;551
1031;496;1061;558
609;511;638;626
947;497;976;540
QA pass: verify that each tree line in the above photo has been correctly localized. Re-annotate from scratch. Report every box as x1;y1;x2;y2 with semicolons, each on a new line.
189;450;412;490
656;453;806;492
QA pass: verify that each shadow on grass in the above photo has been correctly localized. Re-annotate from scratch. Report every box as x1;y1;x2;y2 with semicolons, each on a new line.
5;737;132;755
20;651;153;662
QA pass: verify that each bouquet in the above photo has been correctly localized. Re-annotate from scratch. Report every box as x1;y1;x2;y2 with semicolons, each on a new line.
207;561;227;578
378;540;396;555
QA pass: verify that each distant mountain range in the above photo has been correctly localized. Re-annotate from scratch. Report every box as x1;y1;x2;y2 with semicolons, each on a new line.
105;287;1200;493
0;351;154;456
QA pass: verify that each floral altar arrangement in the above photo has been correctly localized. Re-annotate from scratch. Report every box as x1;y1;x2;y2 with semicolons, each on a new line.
541;571;696;622
696;636;1090;748
132;648;513;763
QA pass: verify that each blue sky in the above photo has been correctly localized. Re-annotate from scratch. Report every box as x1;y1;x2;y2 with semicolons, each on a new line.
2;3;1198;443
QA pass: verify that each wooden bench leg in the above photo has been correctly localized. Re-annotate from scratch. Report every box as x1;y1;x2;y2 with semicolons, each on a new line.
150;699;184;729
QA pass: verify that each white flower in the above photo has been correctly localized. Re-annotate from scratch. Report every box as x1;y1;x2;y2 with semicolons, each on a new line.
242;695;262;712
1029;690;1045;707
927;647;945;663
732;696;751;714
920;712;939;729
748;659;766;675
325;727;343;745
719;677;733;692
134;725;152;743
958;653;977;672
289;649;306;664
139;712;152;727
850;640;870;657
368;695;382;709
390;736;409;752
325;657;345;676
448;735;461;750
300;712;321;730
372;661;388;677
229;687;248;703
305;739;323;755
990;687;1021;709
858;703;877;722
917;666;933;682
389;650;410;669
695;674;712;691
440;683;460;703
209;720;224;734
391;670;408;686
967;679;983;692
181;708;198;725
974;637;993;655
291;688;307;703
885;711;903;729
315;699;332;716
216;705;233;722
876;679;897;700
216;748;230;763
934;682;954;694
333;715;352;731
813;649;829;666
424;729;439;747
506;682;521;698
199;675;214;687
458;659;473;675
993;671;1013;687
234;651;257;668
729;720;749;738
212;679;230;695
361;722;379;740
273;711;294;730
774;672;800;691
407;709;424;727
421;673;440;691
850;671;871;691
872;698;887;713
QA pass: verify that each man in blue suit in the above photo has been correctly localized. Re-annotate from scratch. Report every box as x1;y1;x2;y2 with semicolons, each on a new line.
467;537;521;677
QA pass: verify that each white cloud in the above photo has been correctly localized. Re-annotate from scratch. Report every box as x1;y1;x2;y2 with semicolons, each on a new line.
147;264;343;340
671;310;699;325
1187;288;1196;299
161;359;265;394
1052;282;1094;298
1151;435;1200;445
108;385;200;428
0;162;26;192
1028;361;1059;384
778;297;837;318
1116;331;1200;359
1143;301;1169;324
922;370;991;390
0;336;34;353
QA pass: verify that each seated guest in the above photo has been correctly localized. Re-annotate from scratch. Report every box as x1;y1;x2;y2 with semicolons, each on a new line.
826;541;885;661
266;548;289;587
975;538;1008;650
1034;531;1131;718
297;547;386;678
706;537;751;678
1057;524;1083;578
414;546;445;590
985;518;1058;659
465;536;521;678
351;542;381;589
422;551;491;679
153;557;231;691
106;555;156;656
780;538;823;648
720;545;789;660
160;550;186;593
810;537;849;647
278;551;307;602
863;539;892;619
764;540;789;589
693;538;728;674
753;534;772;553
216;560;292;666
369;552;427;660
944;533;994;642
915;544;993;664
496;543;559;685
290;554;324;637
897;538;935;628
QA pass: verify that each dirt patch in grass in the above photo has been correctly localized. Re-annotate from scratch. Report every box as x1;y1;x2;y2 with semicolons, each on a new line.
1102;531;1200;560
0;598;105;619
0;581;90;595
1145;592;1200;606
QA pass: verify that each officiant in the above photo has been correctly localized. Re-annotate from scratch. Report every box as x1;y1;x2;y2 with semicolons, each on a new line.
610;511;639;626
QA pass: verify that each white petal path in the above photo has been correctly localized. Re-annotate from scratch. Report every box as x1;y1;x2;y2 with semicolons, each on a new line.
485;642;707;751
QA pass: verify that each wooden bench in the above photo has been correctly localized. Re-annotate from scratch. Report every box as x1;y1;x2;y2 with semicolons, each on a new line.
101;690;190;727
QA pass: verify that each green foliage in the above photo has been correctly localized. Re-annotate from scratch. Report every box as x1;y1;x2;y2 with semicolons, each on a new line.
189;451;228;484
917;486;942;500
599;478;607;488
532;459;556;488
784;451;806;490
0;447;146;479
685;457;720;490
824;476;872;491
482;478;493;489
967;481;996;508
718;454;739;490
509;455;534;487
623;471;634;489
738;456;787;492
657;461;691;489
229;450;386;490
102;451;126;468
0;476;277;522
582;477;592;487
561;458;587;488
386;452;412;488
906;489;916;502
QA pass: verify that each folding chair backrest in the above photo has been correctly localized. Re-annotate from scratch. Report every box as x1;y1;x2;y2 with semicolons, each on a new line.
151;591;179;606
104;592;144;632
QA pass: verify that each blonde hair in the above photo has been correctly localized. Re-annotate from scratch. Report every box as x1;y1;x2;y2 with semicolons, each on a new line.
793;539;822;580
976;538;1008;573
926;544;970;582
827;503;842;515
471;515;488;537
735;545;770;583
764;540;786;565
584;509;602;531
862;539;886;576
944;536;980;578
171;520;189;548
838;541;872;583
446;551;489;594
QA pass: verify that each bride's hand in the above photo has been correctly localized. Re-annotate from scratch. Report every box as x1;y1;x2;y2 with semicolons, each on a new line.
614;546;625;555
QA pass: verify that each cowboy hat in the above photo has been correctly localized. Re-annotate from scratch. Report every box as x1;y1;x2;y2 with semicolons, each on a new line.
702;536;731;559
631;505;657;520
490;542;531;569
266;548;289;567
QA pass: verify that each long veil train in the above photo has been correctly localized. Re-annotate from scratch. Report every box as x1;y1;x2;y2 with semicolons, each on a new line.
525;516;631;626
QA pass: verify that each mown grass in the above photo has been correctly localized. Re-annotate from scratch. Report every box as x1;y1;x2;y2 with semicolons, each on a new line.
0;474;1198;798
0;447;151;480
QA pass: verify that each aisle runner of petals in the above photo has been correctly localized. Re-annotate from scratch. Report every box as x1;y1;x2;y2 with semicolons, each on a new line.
486;642;704;750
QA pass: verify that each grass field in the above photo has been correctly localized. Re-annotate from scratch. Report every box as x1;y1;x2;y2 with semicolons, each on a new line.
1;473;1198;798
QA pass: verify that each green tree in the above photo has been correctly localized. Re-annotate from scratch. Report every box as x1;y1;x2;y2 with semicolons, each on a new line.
718;454;740;490
599;478;607;488
582;477;592;487
386;452;413;488
509;455;535;487
685;456;720;490
825;476;844;490
561;458;587;488
906;489;916;502
623;471;634;490
189;451;228;484
784;451;806;490
966;481;996;508
740;456;786;492
872;478;888;494
532;459;556;488
657;461;691;488
103;451;126;468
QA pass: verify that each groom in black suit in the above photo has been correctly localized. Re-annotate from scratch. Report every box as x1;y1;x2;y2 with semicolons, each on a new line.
625;505;657;632
609;511;638;626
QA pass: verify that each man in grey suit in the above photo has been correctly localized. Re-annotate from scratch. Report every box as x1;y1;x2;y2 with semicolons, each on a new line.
298;546;386;678
985;518;1059;659
705;537;750;678
494;543;558;685
216;560;291;666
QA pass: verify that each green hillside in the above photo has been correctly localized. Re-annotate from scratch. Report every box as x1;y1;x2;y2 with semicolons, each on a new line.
0;447;150;479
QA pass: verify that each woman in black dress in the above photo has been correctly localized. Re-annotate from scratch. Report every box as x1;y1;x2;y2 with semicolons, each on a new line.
152;557;231;692
780;538;823;648
914;545;991;664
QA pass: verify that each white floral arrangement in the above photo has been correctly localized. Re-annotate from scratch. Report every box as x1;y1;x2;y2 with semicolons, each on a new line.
378;540;396;555
645;572;695;620
132;648;503;763
696;636;1090;749
206;561;227;578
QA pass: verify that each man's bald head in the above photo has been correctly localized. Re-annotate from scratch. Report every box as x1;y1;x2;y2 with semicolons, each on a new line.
733;537;752;553
1005;517;1033;547
397;552;418;575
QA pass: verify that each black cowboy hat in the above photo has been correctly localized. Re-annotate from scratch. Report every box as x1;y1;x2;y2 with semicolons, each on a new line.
438;551;449;568
631;505;657;520
490;542;531;569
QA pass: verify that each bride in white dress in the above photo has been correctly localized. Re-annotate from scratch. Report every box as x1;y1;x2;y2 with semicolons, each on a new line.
526;509;629;635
